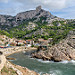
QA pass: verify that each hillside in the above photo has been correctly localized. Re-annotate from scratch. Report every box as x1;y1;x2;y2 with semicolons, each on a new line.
0;6;65;30
9;19;75;44
0;6;56;30
0;6;75;44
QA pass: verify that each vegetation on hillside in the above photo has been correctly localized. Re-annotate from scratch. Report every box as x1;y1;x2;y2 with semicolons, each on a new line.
1;17;74;44
8;18;75;44
0;29;12;38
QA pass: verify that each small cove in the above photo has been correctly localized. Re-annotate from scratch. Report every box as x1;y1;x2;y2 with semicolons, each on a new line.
8;51;75;75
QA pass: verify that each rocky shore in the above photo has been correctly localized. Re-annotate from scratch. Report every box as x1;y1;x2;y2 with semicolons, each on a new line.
4;61;39;75
32;37;75;62
0;52;6;72
0;46;37;56
0;46;40;75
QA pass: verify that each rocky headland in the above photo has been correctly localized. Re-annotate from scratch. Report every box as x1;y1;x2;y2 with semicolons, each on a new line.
32;30;75;62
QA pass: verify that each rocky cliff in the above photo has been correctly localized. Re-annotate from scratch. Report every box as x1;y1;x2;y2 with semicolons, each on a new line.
32;30;75;62
0;6;64;30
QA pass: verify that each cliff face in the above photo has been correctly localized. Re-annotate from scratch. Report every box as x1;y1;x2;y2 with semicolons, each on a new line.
0;6;56;30
32;30;75;62
15;6;55;22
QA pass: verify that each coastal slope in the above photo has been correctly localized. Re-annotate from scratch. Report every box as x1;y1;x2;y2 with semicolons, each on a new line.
32;30;75;62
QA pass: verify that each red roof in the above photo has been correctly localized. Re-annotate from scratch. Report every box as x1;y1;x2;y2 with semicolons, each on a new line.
26;40;31;42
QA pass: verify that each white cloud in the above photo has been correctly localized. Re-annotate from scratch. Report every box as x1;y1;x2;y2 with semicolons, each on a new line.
0;0;75;18
0;0;8;3
12;0;70;10
32;0;67;9
11;0;75;12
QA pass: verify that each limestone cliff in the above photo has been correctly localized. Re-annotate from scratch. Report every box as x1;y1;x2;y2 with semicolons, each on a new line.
0;6;64;30
32;30;75;62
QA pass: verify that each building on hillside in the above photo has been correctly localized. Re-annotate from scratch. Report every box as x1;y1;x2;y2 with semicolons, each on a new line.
37;38;53;50
16;40;24;46
9;42;16;46
26;40;34;45
48;38;53;43
38;39;48;50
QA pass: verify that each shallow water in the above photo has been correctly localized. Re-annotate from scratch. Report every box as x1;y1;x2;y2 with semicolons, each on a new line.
8;52;75;75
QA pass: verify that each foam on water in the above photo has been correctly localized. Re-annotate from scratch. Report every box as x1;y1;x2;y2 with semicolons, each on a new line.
36;59;54;63
30;57;75;65
59;60;69;64
70;60;75;63
59;60;75;65
49;70;62;75
69;60;75;65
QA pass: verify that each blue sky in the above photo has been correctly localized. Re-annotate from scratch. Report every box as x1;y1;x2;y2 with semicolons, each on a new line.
0;0;75;19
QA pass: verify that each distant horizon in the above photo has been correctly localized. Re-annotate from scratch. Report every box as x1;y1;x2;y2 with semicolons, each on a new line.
0;0;75;19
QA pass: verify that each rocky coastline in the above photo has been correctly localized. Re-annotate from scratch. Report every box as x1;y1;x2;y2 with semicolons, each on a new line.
0;30;75;75
32;38;75;62
0;46;40;75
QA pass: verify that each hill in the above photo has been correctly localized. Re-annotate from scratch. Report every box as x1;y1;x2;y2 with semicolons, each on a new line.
0;6;75;44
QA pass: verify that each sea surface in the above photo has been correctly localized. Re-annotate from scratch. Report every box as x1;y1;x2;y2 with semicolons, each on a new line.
8;52;75;75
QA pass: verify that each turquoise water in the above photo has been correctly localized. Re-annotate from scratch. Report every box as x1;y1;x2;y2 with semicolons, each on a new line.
8;52;75;75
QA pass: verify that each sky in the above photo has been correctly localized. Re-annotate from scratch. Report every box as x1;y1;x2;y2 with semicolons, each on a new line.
0;0;75;19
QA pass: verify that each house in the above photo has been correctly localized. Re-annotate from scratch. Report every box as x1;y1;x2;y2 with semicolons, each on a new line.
37;38;53;50
38;39;48;45
16;40;24;46
71;37;75;39
38;39;49;50
26;40;34;45
10;42;16;46
70;35;75;39
34;43;40;46
48;38;53;43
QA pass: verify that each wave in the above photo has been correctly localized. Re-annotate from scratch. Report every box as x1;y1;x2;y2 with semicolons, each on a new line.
30;57;54;63
59;60;75;65
36;59;54;63
59;60;69;64
49;70;62;75
30;57;75;64
70;60;75;63
69;60;75;65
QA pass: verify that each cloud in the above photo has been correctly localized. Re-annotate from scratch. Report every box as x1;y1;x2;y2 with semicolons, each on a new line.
0;0;75;19
0;0;8;3
32;0;67;9
11;0;75;12
12;0;68;10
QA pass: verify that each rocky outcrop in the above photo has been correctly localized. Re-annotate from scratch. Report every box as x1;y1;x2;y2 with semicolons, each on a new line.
16;6;55;22
32;31;75;62
0;52;6;71
0;6;65;30
3;61;39;75
0;47;38;75
32;40;75;61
